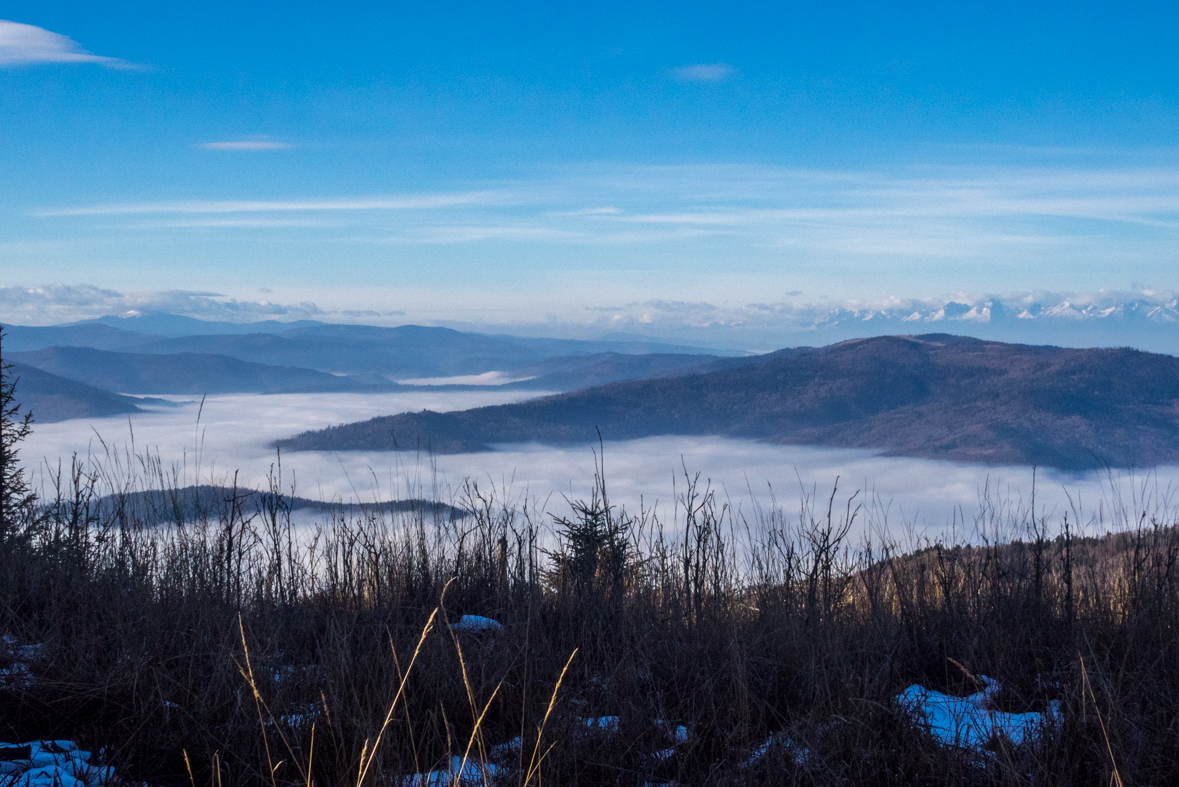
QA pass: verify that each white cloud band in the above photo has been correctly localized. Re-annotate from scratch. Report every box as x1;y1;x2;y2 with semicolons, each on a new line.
34;192;502;217
0;284;326;325
0;20;127;67
672;63;736;82
199;140;293;152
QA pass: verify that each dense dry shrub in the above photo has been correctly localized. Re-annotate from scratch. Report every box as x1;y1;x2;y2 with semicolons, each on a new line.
0;413;1176;784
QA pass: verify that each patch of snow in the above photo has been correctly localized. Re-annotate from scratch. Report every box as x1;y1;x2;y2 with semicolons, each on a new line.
896;676;1061;750
272;664;297;684
279;708;320;729
399;755;501;787
581;716;620;733
0;740;115;786
1;636;44;688
1041;302;1084;320
0;662;33;687
3;637;44;663
450;615;503;635
654;720;689;745
488;737;521;760
744;731;811;767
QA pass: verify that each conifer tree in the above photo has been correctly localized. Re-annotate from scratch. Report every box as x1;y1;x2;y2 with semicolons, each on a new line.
0;327;35;538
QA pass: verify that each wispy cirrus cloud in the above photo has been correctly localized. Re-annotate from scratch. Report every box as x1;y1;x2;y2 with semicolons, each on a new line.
126;218;328;229
672;63;736;82
0;20;130;67
199;140;293;152
33;192;503;217
24;163;1179;285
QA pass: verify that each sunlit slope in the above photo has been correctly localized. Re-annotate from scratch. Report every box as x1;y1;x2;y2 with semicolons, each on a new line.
276;335;1179;469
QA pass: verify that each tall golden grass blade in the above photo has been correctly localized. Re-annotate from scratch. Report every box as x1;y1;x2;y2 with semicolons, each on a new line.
356;607;440;786
524;648;577;786
1080;654;1124;787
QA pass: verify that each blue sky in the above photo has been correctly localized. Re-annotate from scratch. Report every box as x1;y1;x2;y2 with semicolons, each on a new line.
3;1;1179;333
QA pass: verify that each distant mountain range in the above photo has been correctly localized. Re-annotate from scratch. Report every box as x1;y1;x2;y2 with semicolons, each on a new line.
797;298;1179;353
602;294;1179;355
86;312;325;337
6;344;726;398
8;347;405;395
275;335;1179;470
0;314;735;421
4;315;730;379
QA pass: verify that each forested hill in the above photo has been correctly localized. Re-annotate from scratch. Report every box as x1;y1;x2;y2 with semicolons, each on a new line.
7;362;146;422
275;335;1179;470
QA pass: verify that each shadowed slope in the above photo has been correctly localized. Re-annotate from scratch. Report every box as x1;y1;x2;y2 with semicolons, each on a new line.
9;347;404;395
131;325;726;378
6;362;146;422
276;335;1179;469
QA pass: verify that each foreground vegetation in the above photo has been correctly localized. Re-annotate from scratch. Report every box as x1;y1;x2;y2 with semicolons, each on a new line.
2;353;1178;784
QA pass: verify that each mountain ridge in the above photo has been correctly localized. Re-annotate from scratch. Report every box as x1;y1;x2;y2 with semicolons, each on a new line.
6;362;151;423
8;347;405;395
274;334;1179;470
4;316;731;378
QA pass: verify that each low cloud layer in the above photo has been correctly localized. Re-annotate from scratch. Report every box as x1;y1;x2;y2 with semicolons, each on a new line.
0;20;128;67
447;288;1179;353
19;390;1175;545
0;284;329;326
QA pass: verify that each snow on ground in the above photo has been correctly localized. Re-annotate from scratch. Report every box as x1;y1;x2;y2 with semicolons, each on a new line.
1;617;1057;784
0;740;115;787
399;755;502;787
450;615;504;635
897;676;1061;750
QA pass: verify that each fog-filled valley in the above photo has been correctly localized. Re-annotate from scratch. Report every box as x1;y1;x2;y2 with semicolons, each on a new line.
20;386;1177;542
8;313;1179;543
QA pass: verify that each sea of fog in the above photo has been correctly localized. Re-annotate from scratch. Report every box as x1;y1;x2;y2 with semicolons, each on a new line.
19;389;1179;544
